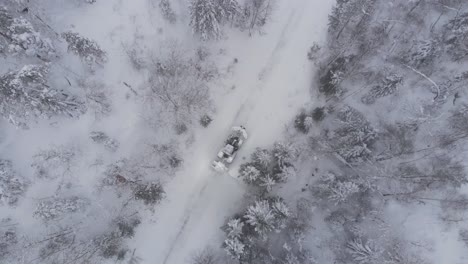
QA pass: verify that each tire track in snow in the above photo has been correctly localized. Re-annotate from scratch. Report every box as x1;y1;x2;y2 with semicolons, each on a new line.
231;6;303;125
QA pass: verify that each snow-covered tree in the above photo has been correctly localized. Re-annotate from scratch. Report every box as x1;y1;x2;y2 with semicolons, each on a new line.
133;181;165;205
251;148;272;169
329;181;360;205
33;196;88;221
361;73;403;104
443;12;468;61
192;248;217;264
346;238;382;264
270;198;290;229
0;64;85;127
241;0;274;32
0;160;27;206
226;218;244;239
273;142;297;169
189;0;221;40
148;47;211;118
224;237;245;260
328;0;375;40
330;106;376;163
62;31;107;67
244;200;275;238
159;0;176;23
260;174;276;192
0;7;55;58
239;164;261;183
239;143;297;192
216;0;240;23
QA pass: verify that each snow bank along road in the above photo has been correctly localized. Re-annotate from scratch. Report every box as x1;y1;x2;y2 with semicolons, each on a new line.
133;0;335;263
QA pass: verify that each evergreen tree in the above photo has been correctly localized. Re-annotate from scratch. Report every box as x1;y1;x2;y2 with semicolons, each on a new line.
189;0;222;40
244;200;275;238
226;218;244;239
216;0;240;23
62;31;107;67
0;64;84;127
361;73;403;105
223;237;245;259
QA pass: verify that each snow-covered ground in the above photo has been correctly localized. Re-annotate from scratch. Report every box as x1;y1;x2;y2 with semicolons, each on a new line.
130;0;334;263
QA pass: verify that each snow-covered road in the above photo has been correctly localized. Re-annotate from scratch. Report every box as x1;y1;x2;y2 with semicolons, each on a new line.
132;0;334;263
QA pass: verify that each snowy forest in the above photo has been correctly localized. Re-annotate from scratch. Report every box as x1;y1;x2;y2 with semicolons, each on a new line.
0;0;467;263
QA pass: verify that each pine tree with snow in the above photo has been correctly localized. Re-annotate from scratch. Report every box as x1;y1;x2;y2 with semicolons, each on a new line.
346;238;382;264
244;200;276;238
189;0;222;40
62;31;107;67
260;174;276;192
242;0;274;32
329;181;360;205
252;148;272;170
361;73;403;105
0;64;85;127
216;0;240;24
270;198;290;229
223;237;245;260
328;0;375;40
226;218;244;239
0;160;27;206
0;7;55;59
239;164;261;184
273;142;297;169
331;106;376;163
